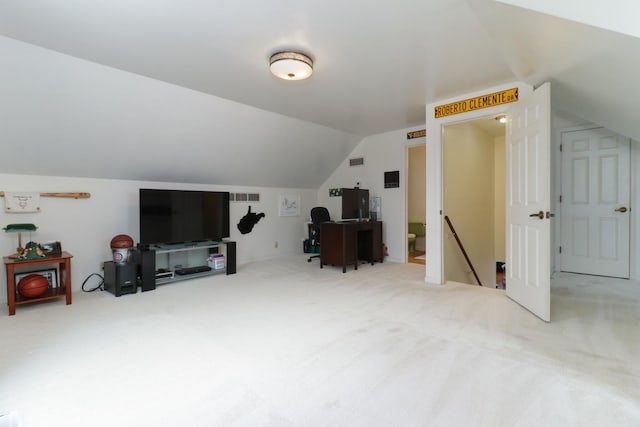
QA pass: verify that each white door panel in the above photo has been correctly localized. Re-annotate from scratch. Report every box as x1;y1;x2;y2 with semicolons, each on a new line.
561;128;630;278
506;83;551;322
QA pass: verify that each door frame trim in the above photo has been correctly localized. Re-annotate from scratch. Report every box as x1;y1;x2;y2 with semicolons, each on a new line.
425;82;533;285
553;124;602;276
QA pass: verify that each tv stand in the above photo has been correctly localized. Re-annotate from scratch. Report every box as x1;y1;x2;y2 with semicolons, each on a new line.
139;240;236;290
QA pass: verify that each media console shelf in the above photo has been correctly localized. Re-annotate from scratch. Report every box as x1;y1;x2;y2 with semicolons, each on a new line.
139;240;236;290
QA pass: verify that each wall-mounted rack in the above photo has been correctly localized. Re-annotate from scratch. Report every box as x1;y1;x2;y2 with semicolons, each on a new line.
0;192;90;199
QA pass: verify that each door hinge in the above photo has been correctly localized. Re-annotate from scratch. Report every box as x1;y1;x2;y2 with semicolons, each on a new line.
559;246;562;254
560;144;563;152
559;195;562;203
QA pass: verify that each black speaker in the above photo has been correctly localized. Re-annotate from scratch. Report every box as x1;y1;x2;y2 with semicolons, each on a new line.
139;249;156;292
104;261;138;297
225;241;236;275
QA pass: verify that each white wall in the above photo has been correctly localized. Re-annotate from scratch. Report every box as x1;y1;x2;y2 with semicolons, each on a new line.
0;173;316;303
318;126;425;263
443;123;496;287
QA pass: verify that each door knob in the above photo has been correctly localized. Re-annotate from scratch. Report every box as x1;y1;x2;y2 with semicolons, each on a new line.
614;207;628;213
529;211;544;219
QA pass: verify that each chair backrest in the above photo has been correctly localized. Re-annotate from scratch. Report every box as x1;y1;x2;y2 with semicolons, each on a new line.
310;207;331;224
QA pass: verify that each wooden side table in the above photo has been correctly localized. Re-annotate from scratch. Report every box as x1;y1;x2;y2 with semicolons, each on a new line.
4;251;73;316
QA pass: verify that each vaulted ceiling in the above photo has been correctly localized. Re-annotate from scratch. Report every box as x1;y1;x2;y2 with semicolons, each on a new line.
1;1;638;187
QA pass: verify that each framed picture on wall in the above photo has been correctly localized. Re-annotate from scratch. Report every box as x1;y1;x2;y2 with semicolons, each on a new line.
384;170;400;188
279;195;300;217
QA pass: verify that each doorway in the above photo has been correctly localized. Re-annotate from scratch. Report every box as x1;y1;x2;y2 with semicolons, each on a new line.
443;117;506;288
427;83;552;322
407;143;426;265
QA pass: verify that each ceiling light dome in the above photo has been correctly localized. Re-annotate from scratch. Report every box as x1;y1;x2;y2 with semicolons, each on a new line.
269;51;313;81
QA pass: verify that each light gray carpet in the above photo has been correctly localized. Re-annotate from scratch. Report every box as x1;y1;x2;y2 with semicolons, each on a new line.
0;256;638;426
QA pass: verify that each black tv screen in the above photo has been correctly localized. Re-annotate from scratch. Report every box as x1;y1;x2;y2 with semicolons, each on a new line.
341;188;370;220
139;189;230;245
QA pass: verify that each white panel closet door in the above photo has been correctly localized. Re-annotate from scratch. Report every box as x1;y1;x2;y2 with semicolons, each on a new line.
560;128;630;278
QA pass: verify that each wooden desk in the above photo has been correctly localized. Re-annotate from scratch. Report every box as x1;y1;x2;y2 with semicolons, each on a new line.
320;221;383;273
4;251;73;316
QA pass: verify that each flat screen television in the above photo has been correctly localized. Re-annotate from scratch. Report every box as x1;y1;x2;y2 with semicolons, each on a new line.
139;189;230;246
341;188;370;221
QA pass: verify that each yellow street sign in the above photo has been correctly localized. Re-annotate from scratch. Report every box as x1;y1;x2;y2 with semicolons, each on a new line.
406;129;426;140
434;87;519;119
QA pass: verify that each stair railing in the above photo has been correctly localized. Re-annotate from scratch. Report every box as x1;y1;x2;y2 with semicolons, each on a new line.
444;215;483;287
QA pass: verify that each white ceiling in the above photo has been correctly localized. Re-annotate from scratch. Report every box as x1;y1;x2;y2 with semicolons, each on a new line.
1;1;639;186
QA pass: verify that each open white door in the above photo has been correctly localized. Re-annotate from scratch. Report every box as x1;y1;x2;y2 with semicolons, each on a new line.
506;83;551;322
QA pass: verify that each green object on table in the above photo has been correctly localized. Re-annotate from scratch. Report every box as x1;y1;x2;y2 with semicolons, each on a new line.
18;241;46;260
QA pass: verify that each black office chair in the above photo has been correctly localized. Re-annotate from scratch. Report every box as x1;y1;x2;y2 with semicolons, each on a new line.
307;207;331;262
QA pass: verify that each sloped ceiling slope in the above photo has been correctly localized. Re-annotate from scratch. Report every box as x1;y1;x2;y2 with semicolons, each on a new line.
0;37;360;188
1;1;639;187
470;0;640;142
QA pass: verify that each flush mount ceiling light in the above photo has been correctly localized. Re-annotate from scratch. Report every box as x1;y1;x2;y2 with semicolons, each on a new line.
495;114;507;124
269;51;313;81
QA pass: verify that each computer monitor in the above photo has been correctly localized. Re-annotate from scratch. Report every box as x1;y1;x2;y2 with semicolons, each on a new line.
341;188;370;221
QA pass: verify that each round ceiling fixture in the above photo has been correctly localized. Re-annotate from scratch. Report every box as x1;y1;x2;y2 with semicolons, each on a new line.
269;51;313;81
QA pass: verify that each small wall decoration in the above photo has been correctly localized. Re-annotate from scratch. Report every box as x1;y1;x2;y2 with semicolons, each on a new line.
434;87;518;119
329;188;343;197
237;206;265;234
4;192;41;213
407;129;426;140
1;191;90;213
279;195;300;217
384;171;400;188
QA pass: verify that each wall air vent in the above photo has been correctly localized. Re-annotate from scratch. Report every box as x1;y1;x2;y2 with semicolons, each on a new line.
349;157;364;167
230;192;260;202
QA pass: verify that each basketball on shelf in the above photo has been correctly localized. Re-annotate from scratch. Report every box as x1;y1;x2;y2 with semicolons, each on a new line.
110;234;134;264
110;234;134;249
18;274;50;298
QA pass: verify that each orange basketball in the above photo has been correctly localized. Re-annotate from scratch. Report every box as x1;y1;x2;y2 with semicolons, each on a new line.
18;274;50;298
110;234;134;249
